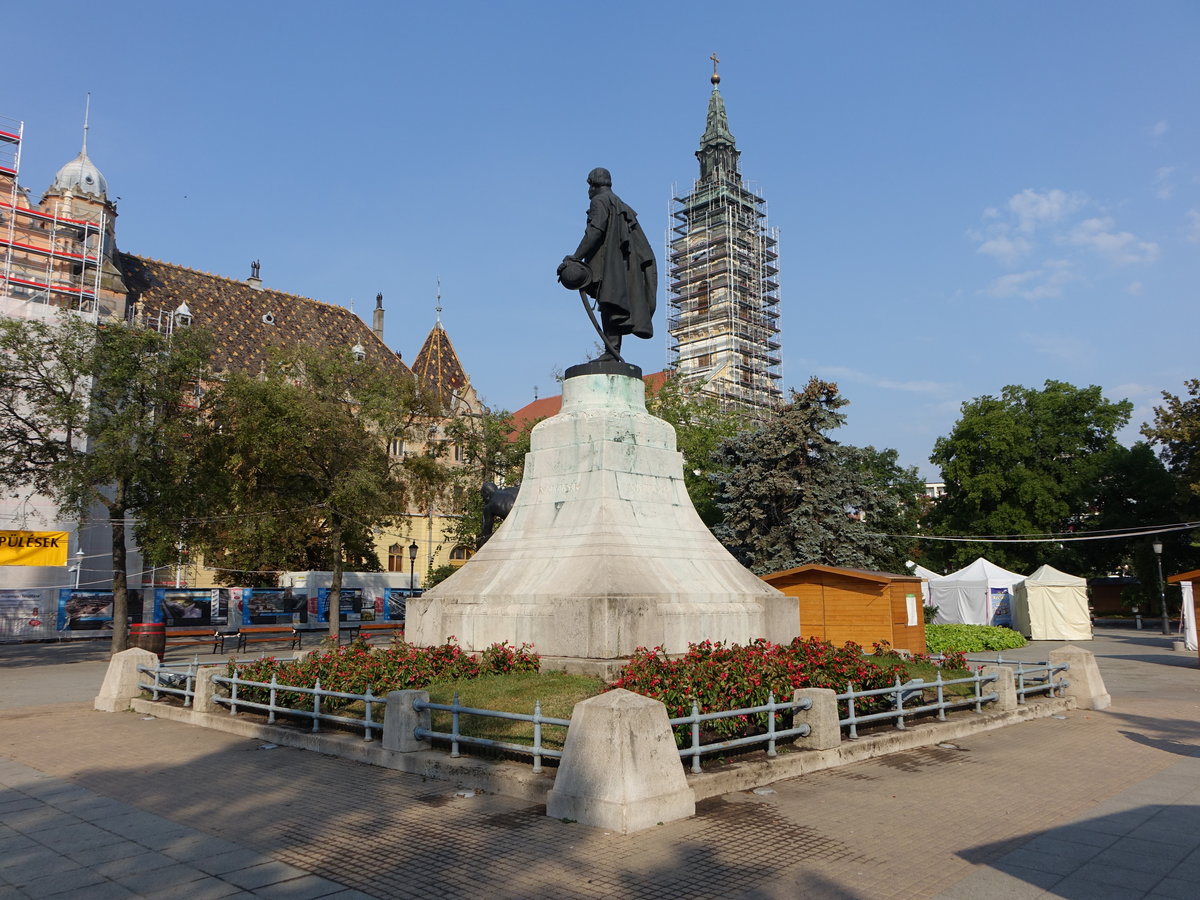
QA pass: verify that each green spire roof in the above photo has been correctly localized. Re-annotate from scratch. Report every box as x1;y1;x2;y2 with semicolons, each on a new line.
700;86;736;151
696;80;741;182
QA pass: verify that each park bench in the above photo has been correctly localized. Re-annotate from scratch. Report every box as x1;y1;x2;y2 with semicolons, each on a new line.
356;621;405;644
164;628;225;654
235;626;302;653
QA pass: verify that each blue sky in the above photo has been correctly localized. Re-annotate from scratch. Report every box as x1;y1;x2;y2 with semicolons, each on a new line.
8;1;1197;479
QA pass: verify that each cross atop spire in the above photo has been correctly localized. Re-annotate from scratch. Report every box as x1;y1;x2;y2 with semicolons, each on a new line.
696;59;739;182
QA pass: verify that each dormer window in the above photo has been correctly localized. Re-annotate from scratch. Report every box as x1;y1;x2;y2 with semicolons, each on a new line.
173;302;192;328
352;341;366;362
262;312;275;325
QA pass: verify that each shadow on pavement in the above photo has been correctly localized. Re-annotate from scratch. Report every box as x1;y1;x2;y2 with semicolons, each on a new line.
0;640;110;668
39;720;856;900
956;804;1200;899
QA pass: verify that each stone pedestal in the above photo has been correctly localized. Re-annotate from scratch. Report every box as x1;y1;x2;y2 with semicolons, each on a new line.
406;366;797;662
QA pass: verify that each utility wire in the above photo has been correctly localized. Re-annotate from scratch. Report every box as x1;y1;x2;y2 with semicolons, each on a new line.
871;521;1199;544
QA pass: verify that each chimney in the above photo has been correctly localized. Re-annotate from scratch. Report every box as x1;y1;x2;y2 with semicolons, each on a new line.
372;292;385;339
248;259;263;290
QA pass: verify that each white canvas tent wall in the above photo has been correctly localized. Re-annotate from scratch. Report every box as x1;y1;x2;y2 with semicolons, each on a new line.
1181;581;1196;652
1012;564;1092;640
929;557;1024;626
910;563;941;605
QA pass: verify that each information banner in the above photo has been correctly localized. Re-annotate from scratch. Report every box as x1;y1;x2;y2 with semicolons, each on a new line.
385;588;422;622
0;531;69;567
55;589;143;631
243;588;306;625
316;588;367;623
989;587;1013;628
0;589;43;637
154;588;230;627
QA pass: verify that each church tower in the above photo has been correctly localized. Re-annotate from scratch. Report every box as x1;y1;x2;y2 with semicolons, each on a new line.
667;59;782;414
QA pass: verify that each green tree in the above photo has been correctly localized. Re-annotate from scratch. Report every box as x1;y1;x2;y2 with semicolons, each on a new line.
926;380;1133;572
711;377;918;574
0;313;211;653
1143;379;1200;500
645;371;750;525
442;407;533;550
177;346;444;639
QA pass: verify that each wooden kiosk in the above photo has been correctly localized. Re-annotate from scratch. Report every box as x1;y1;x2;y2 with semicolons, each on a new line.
761;564;927;653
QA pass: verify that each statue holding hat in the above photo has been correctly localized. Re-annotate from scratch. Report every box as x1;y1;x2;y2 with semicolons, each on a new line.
558;168;657;362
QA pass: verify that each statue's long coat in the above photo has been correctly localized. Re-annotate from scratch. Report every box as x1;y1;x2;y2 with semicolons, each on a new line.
572;188;657;339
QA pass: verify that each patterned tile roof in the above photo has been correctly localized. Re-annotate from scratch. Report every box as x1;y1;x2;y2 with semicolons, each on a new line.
117;254;411;378
412;323;469;406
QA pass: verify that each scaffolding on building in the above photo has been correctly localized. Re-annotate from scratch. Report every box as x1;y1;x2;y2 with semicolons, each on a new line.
667;176;782;416
0;114;104;317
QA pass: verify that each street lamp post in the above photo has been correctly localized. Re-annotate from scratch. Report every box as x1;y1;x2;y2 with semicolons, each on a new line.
1153;539;1168;634
408;541;419;593
71;549;84;590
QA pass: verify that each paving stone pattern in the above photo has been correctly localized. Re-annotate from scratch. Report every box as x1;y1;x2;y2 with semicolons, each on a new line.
0;629;1198;898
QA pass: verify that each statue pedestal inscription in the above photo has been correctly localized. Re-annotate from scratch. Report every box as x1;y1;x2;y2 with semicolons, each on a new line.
405;365;797;668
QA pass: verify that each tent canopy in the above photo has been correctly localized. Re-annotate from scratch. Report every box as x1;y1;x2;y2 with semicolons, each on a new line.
929;557;1023;626
1012;564;1091;640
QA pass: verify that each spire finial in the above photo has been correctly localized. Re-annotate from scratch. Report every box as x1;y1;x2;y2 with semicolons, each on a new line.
710;52;720;85
435;277;443;326
82;93;91;155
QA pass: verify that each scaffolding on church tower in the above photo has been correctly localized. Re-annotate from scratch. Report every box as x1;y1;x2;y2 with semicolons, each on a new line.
0;114;105;318
666;65;782;417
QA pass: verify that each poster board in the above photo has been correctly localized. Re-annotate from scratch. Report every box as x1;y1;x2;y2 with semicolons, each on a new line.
153;588;230;627
0;589;44;638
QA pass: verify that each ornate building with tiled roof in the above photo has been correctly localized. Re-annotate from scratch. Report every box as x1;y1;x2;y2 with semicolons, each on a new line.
1;112;483;608
118;255;411;379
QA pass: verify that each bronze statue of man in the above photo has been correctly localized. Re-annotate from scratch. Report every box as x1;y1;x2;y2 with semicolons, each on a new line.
558;168;656;362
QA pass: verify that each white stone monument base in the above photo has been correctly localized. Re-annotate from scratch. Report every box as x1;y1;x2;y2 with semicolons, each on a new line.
406;366;797;664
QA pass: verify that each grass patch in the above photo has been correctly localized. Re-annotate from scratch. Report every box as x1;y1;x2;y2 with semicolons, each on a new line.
899;658;976;697
424;671;605;752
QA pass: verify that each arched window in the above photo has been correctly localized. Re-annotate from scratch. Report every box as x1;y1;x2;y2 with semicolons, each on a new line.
387;543;404;572
449;545;473;566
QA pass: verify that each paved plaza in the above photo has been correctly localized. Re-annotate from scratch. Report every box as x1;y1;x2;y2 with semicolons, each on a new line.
1;629;1198;899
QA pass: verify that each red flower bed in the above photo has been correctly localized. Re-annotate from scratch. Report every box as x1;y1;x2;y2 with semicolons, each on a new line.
227;637;539;711
609;637;910;740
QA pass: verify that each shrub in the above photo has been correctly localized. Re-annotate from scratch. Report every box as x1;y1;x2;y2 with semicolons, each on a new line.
924;624;1027;654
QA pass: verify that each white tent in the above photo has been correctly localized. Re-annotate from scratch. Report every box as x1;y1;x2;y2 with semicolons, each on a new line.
1012;564;1092;640
1180;581;1196;652
910;563;942;606
930;557;1024;626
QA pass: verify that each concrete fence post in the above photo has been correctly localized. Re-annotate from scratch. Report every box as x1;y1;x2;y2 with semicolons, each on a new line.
547;689;695;834
383;690;431;752
791;688;841;750
979;665;1017;711
191;666;226;715
94;648;158;712
1048;645;1111;710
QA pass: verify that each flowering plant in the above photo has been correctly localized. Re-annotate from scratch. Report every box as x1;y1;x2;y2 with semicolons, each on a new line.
225;637;540;712
609;637;907;741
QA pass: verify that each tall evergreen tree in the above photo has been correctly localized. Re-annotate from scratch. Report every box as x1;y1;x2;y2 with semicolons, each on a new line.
712;378;920;574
